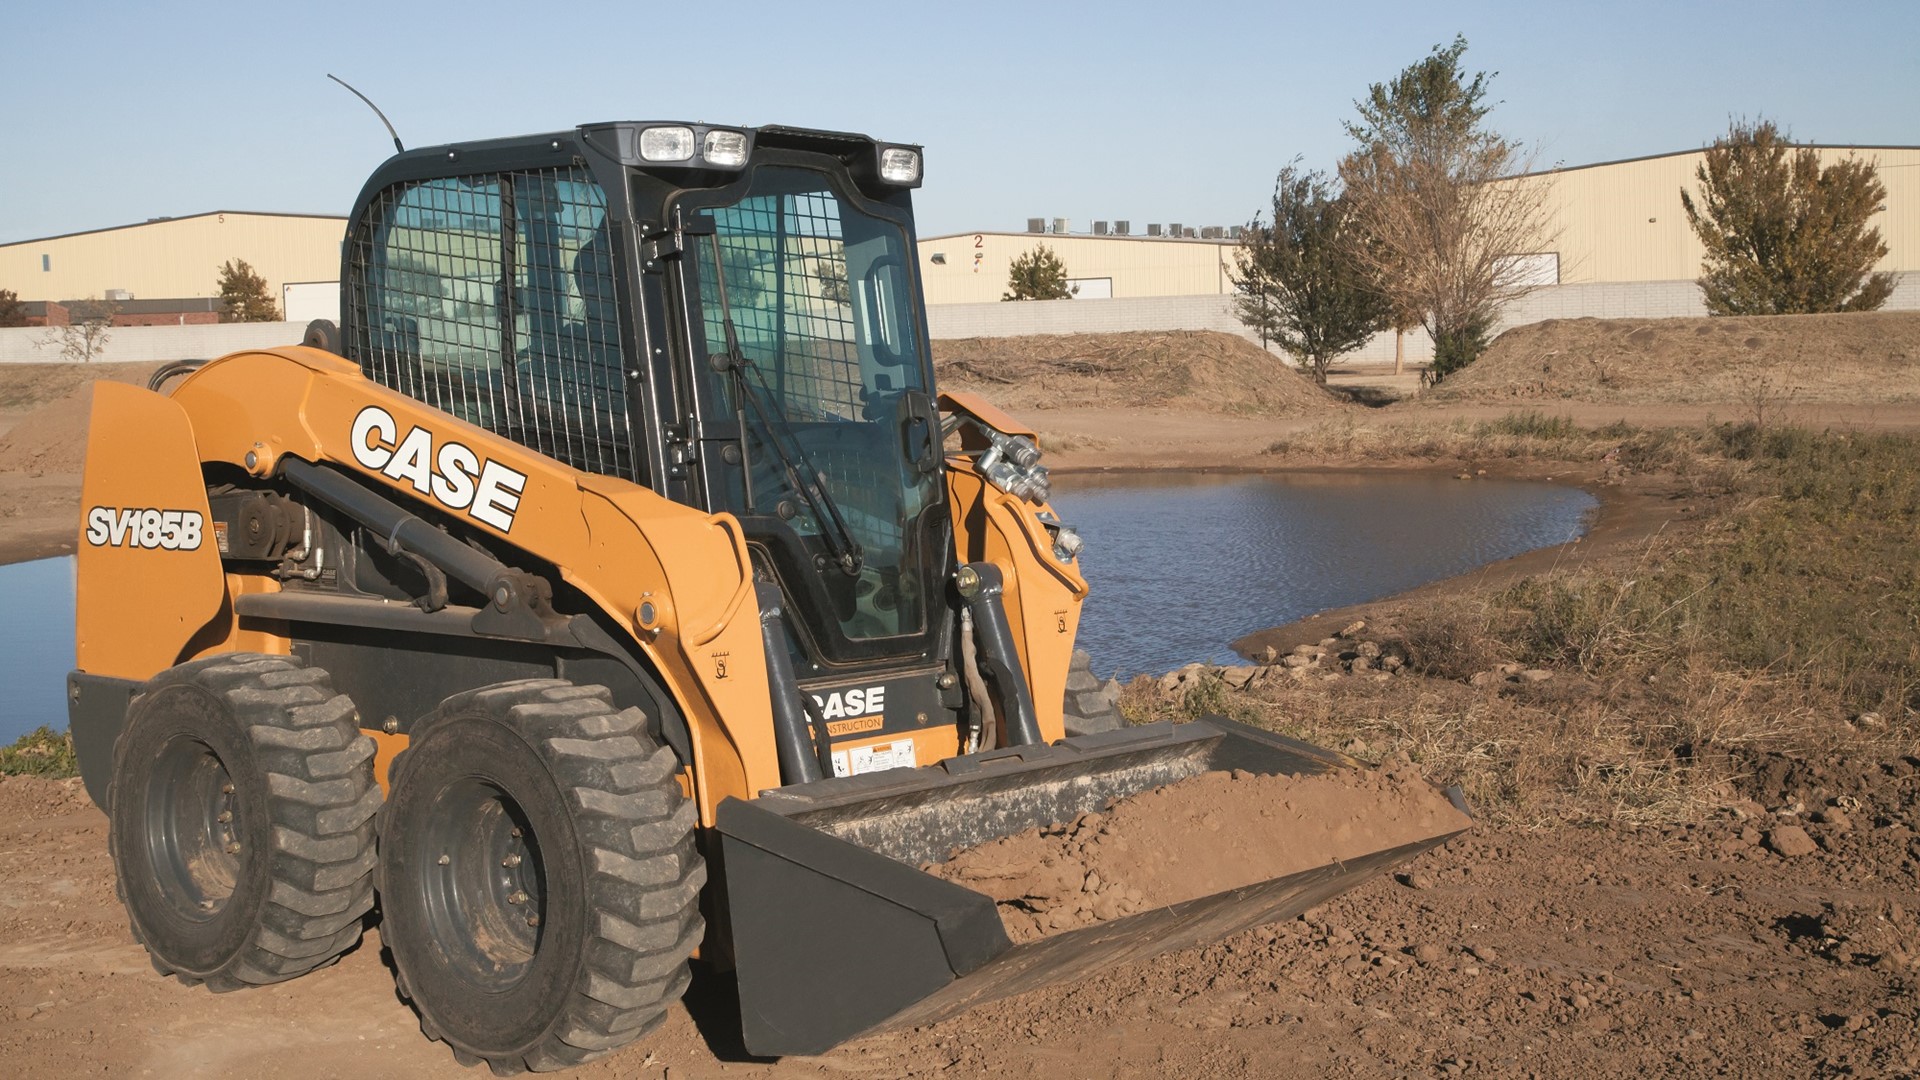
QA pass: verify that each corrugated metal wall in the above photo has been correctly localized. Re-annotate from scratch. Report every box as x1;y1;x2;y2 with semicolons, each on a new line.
0;213;346;304
918;232;1237;305
1511;146;1920;284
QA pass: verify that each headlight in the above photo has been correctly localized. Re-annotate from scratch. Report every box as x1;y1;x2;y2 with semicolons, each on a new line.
703;130;748;168
878;147;921;185
639;126;696;162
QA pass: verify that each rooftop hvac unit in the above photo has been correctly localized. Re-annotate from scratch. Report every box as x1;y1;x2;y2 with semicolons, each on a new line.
1093;221;1108;236
1199;226;1220;240
1168;223;1183;239
1146;224;1162;237
1183;227;1197;239
1114;220;1130;235
1027;218;1045;234
1052;217;1069;235
1229;225;1245;239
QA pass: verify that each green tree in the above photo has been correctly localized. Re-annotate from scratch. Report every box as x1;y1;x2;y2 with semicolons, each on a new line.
1230;165;1389;384
1681;119;1895;315
0;288;27;328
1338;36;1554;378
217;258;281;322
1003;243;1074;301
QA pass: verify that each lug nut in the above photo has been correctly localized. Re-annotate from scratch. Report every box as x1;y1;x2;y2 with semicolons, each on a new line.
225;842;242;854
437;854;451;866
222;784;235;795
526;915;541;928
199;900;216;911
507;890;528;906
501;854;522;868
510;827;522;838
217;810;232;823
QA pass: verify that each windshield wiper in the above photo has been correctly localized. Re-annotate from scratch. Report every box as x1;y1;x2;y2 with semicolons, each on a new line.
705;233;864;577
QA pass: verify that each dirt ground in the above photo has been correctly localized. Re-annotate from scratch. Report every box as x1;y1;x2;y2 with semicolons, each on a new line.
7;316;1920;1076
4;748;1917;1078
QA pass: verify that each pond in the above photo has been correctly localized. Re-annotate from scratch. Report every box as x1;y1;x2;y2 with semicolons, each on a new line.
0;471;1596;744
1;556;76;745
1056;471;1598;678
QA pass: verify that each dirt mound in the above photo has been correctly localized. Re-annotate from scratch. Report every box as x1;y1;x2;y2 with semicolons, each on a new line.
0;361;161;415
927;763;1470;943
1424;310;1920;405
0;385;99;474
933;331;1342;416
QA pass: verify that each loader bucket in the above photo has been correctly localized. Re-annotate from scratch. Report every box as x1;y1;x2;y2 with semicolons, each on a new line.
715;716;1470;1056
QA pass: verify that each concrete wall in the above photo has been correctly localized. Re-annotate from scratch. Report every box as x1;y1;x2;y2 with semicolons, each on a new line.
0;322;305;365
930;271;1920;367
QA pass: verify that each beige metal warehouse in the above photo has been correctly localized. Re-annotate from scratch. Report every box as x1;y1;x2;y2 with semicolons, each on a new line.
920;144;1919;306
0;212;346;307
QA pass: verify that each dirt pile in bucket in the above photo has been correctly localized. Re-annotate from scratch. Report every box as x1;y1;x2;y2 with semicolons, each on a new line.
925;762;1471;943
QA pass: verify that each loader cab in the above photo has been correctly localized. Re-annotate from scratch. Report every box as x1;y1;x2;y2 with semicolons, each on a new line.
340;123;946;677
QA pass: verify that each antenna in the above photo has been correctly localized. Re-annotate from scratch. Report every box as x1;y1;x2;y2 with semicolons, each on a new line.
327;74;404;153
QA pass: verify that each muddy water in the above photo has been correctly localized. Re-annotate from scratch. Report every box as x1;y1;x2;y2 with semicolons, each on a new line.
1056;472;1597;678
0;556;75;744
0;473;1594;743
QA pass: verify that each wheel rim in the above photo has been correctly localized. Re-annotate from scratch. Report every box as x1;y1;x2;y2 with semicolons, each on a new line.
143;735;241;922
415;777;547;991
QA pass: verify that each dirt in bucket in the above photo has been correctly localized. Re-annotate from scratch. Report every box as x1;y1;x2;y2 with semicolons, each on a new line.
923;761;1471;943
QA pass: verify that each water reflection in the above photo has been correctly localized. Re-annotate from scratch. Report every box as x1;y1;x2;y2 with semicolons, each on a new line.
1056;472;1597;678
0;557;75;745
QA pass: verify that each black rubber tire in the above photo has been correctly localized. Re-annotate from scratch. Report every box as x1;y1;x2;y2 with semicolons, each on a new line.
107;653;381;992
378;680;704;1075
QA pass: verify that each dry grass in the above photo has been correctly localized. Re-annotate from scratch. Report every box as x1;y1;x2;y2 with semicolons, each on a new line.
1123;421;1920;825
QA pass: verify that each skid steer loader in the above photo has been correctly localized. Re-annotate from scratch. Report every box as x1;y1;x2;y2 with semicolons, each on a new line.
67;121;1466;1071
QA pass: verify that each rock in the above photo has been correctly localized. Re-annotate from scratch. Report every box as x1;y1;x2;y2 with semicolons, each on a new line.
1517;669;1553;682
1220;666;1258;689
1348;656;1373;673
1291;643;1319;657
1379;654;1404;671
1285;665;1313;682
1813;808;1853;831
1282;653;1316;669
1318;636;1340;648
1338;620;1367;639
1356;641;1381;658
1065;667;1102;693
1411;943;1445;964
1856;711;1885;728
1468;671;1502;688
1396;871;1433;890
1467;944;1500;963
1767;826;1818;857
1496;662;1526;677
1259;645;1278;663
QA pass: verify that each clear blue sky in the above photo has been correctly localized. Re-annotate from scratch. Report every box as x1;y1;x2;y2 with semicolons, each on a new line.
3;0;1916;245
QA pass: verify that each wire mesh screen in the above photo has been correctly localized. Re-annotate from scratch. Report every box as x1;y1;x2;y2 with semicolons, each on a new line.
347;167;635;480
703;191;861;421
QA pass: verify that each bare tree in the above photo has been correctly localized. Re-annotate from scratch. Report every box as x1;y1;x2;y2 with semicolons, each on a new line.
1338;37;1557;378
38;297;119;363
